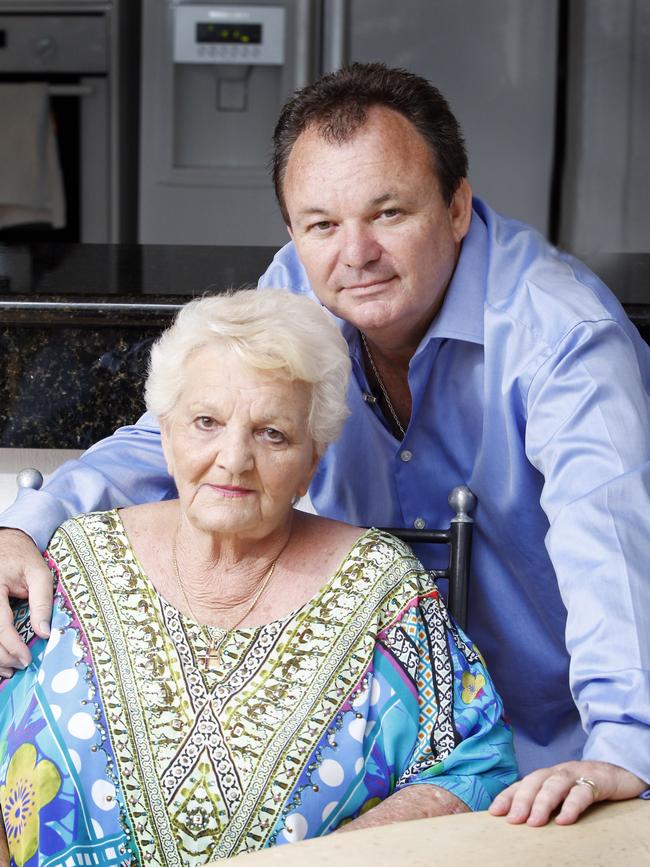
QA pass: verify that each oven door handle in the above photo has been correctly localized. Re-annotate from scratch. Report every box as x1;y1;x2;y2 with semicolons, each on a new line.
47;84;95;97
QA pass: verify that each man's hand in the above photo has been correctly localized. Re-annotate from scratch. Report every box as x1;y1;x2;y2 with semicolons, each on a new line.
489;760;647;826
0;528;53;676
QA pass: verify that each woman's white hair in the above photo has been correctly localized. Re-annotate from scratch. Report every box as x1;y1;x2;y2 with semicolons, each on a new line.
145;288;351;455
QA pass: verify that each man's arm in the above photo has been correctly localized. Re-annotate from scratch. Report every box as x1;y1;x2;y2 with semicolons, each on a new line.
0;412;173;669
1;412;172;549
497;318;650;822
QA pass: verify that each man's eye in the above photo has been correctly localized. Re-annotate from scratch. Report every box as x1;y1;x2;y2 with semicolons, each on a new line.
195;416;216;430
311;221;333;232
378;208;401;219
259;428;286;444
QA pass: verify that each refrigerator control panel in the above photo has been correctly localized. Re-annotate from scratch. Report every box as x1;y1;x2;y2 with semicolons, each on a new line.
173;4;285;65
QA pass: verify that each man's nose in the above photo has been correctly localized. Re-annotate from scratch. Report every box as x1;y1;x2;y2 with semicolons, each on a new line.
341;224;381;270
216;429;254;474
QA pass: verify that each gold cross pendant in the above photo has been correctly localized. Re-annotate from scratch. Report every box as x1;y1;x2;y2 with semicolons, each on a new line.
202;645;221;671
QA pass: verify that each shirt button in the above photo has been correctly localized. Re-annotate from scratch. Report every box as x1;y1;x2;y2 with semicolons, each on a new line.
400;450;413;462
413;517;426;530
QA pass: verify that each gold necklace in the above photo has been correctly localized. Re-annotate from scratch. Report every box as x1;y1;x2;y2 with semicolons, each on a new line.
171;530;280;672
360;331;406;438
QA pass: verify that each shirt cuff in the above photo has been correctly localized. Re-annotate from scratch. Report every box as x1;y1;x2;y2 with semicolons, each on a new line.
0;487;70;551
582;720;650;792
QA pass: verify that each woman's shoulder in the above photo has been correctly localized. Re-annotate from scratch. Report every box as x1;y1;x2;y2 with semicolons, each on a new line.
45;511;135;577
346;529;429;585
295;510;363;547
49;504;171;561
51;508;122;547
118;500;177;539
327;527;437;632
295;511;424;569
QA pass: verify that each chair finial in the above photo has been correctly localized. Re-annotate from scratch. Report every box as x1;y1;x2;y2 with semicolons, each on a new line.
16;468;44;491
449;485;476;522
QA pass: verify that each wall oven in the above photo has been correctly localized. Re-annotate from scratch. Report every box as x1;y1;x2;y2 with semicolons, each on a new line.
0;0;138;243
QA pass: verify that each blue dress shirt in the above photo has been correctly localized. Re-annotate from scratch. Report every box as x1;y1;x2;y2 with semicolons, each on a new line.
3;199;649;784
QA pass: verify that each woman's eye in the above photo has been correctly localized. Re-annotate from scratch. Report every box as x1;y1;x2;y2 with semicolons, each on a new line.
259;428;286;444
195;416;216;430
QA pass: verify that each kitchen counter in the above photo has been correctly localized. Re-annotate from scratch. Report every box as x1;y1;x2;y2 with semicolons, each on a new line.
1;243;649;449
0;243;277;448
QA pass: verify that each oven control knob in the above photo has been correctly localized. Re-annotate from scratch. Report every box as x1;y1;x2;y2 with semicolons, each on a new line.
34;35;57;62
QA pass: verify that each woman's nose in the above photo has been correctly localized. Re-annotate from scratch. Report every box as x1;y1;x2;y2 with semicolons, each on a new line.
341;224;381;270
215;429;254;474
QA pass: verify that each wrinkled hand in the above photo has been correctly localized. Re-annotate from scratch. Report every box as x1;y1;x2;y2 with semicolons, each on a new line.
0;528;53;677
489;760;647;826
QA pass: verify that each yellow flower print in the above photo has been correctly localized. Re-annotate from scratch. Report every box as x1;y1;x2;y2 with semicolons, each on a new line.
472;644;488;669
461;671;486;704
0;743;62;867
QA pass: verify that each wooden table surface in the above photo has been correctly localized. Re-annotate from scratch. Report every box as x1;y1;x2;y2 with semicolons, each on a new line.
226;799;650;866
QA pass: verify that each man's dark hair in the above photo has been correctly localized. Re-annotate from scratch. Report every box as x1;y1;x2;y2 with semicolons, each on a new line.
272;62;469;224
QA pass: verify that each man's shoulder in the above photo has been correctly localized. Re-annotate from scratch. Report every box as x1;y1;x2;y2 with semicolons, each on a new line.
258;240;315;298
478;202;628;347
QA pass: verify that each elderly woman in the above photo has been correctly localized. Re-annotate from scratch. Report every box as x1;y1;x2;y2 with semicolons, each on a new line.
0;289;516;865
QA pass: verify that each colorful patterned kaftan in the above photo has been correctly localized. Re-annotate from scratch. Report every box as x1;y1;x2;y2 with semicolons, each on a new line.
0;510;517;865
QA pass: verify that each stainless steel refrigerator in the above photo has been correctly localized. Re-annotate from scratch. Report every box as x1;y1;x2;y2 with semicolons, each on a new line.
138;0;649;264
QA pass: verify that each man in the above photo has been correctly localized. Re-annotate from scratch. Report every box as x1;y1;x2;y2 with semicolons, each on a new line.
0;64;648;827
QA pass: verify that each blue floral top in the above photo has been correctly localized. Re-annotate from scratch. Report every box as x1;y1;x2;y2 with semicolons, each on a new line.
0;511;517;865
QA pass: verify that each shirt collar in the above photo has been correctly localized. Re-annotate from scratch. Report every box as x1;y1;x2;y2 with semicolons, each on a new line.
419;203;487;350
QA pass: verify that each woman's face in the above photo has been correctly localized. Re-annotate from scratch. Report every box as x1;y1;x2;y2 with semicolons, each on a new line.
161;343;319;540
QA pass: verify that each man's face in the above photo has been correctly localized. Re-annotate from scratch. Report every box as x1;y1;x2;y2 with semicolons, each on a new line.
283;106;472;351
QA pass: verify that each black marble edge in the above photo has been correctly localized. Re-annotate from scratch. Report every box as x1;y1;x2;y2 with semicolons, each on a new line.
1;297;649;329
0;297;187;327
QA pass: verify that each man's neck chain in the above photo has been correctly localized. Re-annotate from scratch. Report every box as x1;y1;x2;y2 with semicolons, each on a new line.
360;331;406;438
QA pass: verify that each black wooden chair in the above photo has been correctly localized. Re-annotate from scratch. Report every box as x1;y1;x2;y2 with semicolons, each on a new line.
376;485;476;630
17;470;476;629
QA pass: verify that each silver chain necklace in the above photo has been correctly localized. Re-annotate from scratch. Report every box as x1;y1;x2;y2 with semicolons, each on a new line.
360;331;406;438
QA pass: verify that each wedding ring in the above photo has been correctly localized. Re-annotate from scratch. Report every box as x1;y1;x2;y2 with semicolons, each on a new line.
574;776;599;800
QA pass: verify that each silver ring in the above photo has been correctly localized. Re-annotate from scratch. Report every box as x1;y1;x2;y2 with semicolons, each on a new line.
574;776;599;800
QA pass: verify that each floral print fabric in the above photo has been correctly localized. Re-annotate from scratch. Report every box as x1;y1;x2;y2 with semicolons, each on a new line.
1;745;61;866
0;510;517;865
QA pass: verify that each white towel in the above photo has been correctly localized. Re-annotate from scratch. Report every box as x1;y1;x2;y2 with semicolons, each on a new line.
0;83;66;230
